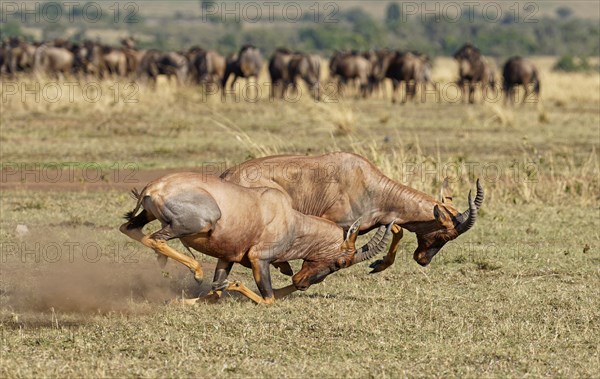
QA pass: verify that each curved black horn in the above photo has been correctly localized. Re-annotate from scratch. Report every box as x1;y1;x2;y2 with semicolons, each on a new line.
455;179;484;230
352;222;394;264
457;190;477;234
474;178;484;209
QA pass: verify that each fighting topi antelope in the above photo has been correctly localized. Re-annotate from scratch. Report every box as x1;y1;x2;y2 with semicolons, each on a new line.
221;152;484;271
120;173;393;304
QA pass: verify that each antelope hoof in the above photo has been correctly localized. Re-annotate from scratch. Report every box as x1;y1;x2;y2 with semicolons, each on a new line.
211;280;228;291
193;271;203;284
369;259;391;274
199;291;222;304
167;297;199;306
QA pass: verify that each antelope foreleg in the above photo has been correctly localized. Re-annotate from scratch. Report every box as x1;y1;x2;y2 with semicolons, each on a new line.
369;224;404;273
225;281;274;304
273;284;298;299
226;259;278;305
272;261;293;276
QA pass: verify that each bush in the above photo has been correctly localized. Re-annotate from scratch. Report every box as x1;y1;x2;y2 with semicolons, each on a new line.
553;55;592;72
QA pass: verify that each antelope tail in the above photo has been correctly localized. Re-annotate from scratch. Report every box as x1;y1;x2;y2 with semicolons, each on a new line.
123;186;147;221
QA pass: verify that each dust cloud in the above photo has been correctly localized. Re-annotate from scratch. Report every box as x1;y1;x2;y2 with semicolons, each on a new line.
0;229;210;315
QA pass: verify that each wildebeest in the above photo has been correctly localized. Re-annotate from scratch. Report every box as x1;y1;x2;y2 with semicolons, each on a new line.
101;45;128;78
137;49;189;86
119;38;147;78
329;51;372;97
75;40;128;78
377;51;436;103
222;45;263;91
453;43;497;104
0;40;7;75
188;47;226;88
289;53;321;100
269;48;320;99
33;43;75;79
268;48;294;98
362;49;391;97
4;37;37;75
120;173;392;304
502;56;540;104
222;152;483;270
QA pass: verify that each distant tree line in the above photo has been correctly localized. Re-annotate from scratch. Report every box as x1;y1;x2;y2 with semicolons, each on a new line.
1;3;598;59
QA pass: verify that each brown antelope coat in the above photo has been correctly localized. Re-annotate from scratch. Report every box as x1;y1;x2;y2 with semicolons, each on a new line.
120;173;391;304
222;152;483;270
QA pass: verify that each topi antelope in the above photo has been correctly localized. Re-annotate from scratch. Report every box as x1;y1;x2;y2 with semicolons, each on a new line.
119;173;393;304
221;152;484;271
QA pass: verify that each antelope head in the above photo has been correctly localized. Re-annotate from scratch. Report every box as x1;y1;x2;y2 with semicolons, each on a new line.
413;179;484;266
292;219;394;291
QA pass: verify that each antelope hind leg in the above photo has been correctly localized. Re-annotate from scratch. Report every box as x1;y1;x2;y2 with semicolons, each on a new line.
145;237;204;284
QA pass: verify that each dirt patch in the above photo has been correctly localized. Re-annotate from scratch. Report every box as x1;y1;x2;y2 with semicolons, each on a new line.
1;256;216;315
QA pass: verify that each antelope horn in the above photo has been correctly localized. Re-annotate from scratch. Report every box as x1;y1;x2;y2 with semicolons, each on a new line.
353;222;394;264
474;178;484;209
455;179;484;230
457;190;477;234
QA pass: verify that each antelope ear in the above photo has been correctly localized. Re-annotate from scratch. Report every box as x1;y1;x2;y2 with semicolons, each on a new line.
345;217;362;241
440;177;453;204
343;218;362;250
433;205;448;224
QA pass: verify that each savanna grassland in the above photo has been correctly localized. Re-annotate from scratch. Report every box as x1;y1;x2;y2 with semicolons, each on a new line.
1;57;599;378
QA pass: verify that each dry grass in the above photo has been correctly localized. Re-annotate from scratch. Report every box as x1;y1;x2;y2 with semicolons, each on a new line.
0;57;599;378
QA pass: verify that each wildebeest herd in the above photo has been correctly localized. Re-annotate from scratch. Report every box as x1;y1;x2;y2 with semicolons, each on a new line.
120;152;484;304
1;37;539;104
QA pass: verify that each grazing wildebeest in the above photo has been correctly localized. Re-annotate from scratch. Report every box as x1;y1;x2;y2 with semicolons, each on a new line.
222;45;263;91
288;53;321;100
222;152;483;270
188;47;226;88
453;43;497;104
502;56;540;105
120;173;392;304
269;48;321;100
100;45;128;78
0;40;7;75
268;48;295;98
76;40;122;78
329;51;372;97
362;49;391;97
120;38;147;78
377;51;435;103
75;40;101;77
138;49;190;86
5;37;37;75
33;43;75;79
